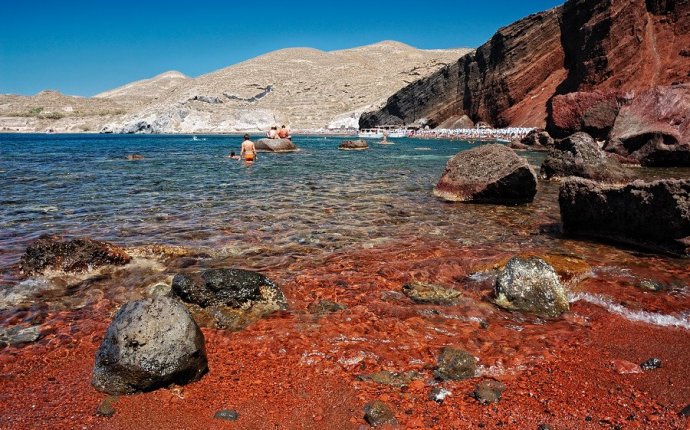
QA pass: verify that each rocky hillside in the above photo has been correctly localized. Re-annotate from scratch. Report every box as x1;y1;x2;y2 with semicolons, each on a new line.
360;0;690;130
0;42;470;133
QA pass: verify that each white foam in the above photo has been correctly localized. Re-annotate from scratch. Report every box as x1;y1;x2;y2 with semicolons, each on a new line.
571;292;690;330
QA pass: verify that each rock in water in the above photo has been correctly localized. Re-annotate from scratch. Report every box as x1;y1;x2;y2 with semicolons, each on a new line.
434;347;477;381
402;282;462;305
171;268;287;330
433;144;537;204
521;129;554;148
493;257;569;318
540;132;632;183
92;296;208;395
363;400;398;427
254;138;297;152
471;380;507;405
338;140;368;150
20;235;131;275
559;178;690;256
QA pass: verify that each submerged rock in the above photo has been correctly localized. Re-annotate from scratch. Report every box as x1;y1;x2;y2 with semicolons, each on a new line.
429;387;452;404
540;132;632;183
402;282;462;305
433;144;537;204
171;268;287;330
20;235;131;275
95;396;117;417
307;300;346;316
0;325;41;347
357;370;421;387
92;296;208;395
471;380;507;405
493;257;569;318
559;178;690;256
125;154;144;161
363;400;398;427
434;347;477;381
339;140;369;150
213;410;239;421
254;138;297;152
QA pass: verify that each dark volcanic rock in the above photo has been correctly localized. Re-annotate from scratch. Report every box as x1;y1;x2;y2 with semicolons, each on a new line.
521;129;554;147
363;400;397;427
494;257;569;318
92;296;208;395
548;91;620;139
607;85;690;167
402;282;462;305
559;178;690;255
254;138;297;152
434;347;477;381
433;144;538;204
20;235;131;275
471;380;507;405
640;358;662;371
172;268;287;330
540;132;632;182
338;139;368;150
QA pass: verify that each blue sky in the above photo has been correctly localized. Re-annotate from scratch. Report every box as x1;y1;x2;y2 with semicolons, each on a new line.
1;0;563;96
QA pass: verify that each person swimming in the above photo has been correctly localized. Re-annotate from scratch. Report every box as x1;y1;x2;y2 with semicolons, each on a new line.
226;150;240;160
240;134;257;162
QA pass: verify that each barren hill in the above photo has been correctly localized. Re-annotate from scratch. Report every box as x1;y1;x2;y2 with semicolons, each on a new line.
0;41;470;133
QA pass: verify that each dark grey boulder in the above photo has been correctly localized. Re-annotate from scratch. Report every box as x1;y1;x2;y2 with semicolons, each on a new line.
559;178;690;256
92;296;208;395
434;144;538;204
521;129;554;148
254;138;297;152
434;347;477;381
540;132;632;183
339;140;369;150
363;400;397;427
172;268;287;330
494;257;569;318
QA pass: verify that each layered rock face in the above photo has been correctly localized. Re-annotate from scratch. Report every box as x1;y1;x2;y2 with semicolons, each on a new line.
361;0;690;131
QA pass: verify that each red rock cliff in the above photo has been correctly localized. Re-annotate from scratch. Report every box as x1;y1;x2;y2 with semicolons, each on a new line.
360;0;690;130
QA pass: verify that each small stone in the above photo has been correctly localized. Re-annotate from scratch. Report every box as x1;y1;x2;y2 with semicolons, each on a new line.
611;360;643;375
363;400;397;427
429;387;452;404
471;380;507;405
679;404;690;417
96;396;117;417
402;282;462;305
307;300;346;315
640;358;662;370
434;347;477;381
638;279;666;292
357;370;421;387
214;410;239;421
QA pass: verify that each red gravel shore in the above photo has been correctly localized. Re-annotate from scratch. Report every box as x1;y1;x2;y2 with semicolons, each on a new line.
1;242;688;429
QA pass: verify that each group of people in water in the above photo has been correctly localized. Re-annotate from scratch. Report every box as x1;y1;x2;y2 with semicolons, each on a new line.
227;125;291;162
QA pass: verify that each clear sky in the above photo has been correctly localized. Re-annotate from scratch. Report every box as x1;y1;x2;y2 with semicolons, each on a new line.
1;0;563;96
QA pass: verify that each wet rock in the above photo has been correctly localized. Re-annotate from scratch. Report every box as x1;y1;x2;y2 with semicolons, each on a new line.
611;359;643;375
20;235;131;276
402;282;462;305
0;325;41;346
679;404;690;417
559;178;690;256
125;154;144;161
307;300;346;315
148;283;172;298
471;380;507;405
92;296;208;395
433;144;538;204
521;129;554;148
640;358;662;371
493;257;569;318
254;138;297;152
214;410;239;421
171;268;287;330
637;279;666;292
429;387;452;404
363;400;398;427
509;141;531;151
95;396;117;417
434;347;477;381
358;371;421;387
339;139;369;151
540;132;632;183
0;278;58;308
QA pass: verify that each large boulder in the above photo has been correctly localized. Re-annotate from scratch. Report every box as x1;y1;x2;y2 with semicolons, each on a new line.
433;144;538;204
172;268;287;330
494;257;569;318
92;296;208;395
540;132;632;183
254;138;297;152
339;139;369;151
520;129;554;148
606;85;690;167
547;91;620;139
20;235;131;275
559;178;690;255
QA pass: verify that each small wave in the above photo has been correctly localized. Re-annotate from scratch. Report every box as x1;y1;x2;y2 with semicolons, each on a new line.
571;292;690;330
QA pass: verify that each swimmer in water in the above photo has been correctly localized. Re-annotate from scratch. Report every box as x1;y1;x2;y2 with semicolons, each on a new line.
226;151;241;160
240;134;257;162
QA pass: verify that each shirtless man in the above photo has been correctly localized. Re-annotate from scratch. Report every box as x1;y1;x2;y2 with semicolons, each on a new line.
240;134;257;162
277;125;289;139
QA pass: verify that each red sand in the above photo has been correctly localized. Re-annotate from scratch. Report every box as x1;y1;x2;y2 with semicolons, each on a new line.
1;242;689;429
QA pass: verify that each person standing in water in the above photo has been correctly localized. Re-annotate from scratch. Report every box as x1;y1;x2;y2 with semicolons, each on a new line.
278;125;290;139
240;134;257;162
